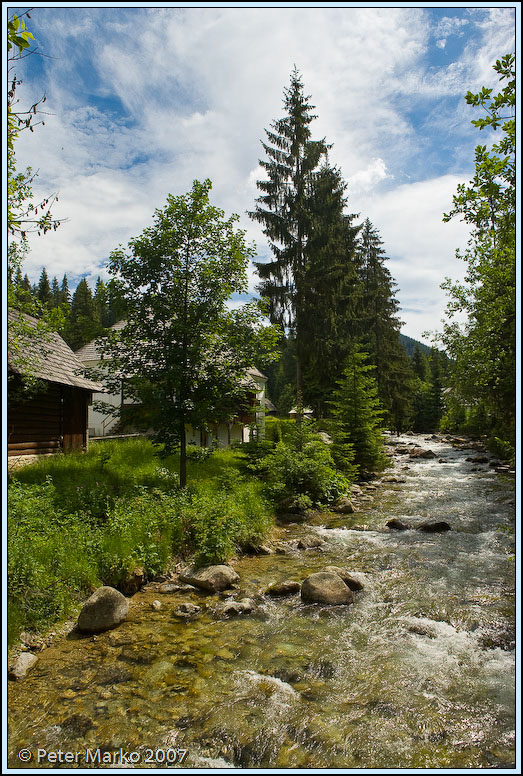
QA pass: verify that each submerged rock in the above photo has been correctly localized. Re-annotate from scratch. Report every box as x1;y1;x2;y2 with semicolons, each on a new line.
61;714;94;737
173;602;201;620
301;572;354;605
265;580;301;597
8;652;38;681
77;586;129;634
417;521;451;533
178;564;239;592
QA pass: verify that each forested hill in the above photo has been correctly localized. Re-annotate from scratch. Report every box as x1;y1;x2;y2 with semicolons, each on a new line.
399;333;431;358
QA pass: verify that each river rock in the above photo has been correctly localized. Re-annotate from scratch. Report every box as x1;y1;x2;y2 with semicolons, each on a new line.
300;572;354;605
297;535;325;550
386;518;409;531
218;598;256;617
151;600;162;611
178;564;239;592
322;566;364;591
417;520;451;533
77;586;129;633
173;602;201;620
409;448;437;459
265;580;301;597
332;497;357;514
8;652;38;681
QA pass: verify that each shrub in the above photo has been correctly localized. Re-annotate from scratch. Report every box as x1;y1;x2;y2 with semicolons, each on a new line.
260;437;349;509
98;489;187;586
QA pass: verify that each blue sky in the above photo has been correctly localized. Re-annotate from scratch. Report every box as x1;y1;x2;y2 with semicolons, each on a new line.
6;3;517;342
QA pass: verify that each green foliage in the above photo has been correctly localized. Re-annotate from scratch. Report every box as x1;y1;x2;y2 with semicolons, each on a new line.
98;489;186;586
8;479;99;642
440;54;515;445
486;436;515;465
8;440;274;643
252;420;349;509
95;179;280;486
329;345;388;476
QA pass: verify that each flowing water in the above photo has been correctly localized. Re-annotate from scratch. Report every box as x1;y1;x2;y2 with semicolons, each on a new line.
8;434;516;769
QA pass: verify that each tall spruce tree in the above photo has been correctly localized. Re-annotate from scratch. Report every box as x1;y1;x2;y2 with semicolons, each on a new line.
356;218;413;431
250;68;328;409
300;163;362;416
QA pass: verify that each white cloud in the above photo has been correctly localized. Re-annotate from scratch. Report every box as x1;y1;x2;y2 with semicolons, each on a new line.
10;5;514;342
355;175;472;341
348;158;392;195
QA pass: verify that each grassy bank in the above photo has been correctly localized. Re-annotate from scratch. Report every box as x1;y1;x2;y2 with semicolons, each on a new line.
8;439;273;645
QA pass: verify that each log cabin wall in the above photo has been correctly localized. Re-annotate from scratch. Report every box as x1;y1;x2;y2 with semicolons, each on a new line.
8;377;91;457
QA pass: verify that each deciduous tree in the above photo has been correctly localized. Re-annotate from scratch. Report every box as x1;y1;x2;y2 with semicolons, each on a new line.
95;179;280;486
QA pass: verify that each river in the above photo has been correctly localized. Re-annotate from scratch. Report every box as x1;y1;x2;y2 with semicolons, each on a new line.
7;433;516;769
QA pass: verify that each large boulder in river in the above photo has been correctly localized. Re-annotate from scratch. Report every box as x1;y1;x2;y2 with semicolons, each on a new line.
417;520;451;533
178;564;239;592
77;586;129;633
301;572;354;606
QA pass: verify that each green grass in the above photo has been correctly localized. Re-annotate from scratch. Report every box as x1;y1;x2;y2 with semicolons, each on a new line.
8;439;274;644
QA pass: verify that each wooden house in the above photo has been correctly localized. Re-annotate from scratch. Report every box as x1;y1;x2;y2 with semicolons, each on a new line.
7;310;102;460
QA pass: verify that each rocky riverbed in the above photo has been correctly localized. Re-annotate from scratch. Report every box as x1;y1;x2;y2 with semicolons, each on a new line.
7;433;516;769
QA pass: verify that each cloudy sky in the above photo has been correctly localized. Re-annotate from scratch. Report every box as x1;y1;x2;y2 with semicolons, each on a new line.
7;2;516;343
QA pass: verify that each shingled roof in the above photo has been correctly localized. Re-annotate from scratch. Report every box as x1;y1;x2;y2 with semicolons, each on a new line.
8;309;103;392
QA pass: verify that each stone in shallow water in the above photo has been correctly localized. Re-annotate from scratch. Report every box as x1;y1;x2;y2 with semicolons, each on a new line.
301;572;354;605
297;535;324;550
386;518;409;531
178;564;239;592
265;580;301;597
8;652;38;681
322;566;364;591
77;587;129;634
417;521;451;533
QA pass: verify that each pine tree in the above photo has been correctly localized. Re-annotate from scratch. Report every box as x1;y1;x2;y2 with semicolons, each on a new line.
63;278;102;350
329;344;387;477
60;274;71;307
36;267;53;308
412;345;429;381
51;276;61;308
356;219;413;431
250;68;328;408
300;163;362;416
